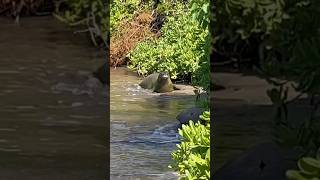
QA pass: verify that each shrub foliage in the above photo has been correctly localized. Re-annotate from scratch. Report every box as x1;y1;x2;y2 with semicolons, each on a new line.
129;0;210;90
169;111;211;180
286;148;320;180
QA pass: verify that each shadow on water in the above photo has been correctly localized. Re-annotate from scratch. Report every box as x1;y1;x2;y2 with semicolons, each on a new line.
110;68;197;179
212;71;315;171
213;98;274;170
0;16;107;179
211;71;277;171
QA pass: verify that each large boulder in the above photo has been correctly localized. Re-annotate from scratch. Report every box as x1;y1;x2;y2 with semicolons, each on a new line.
213;142;289;180
176;107;205;125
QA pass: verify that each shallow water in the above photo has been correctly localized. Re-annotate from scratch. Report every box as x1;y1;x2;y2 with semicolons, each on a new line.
0;15;280;179
0;16;199;179
110;68;196;179
213;73;279;171
0;14;280;179
0;17;107;179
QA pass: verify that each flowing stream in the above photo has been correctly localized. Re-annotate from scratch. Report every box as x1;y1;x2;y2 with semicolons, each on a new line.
0;14;281;180
110;68;196;179
0;16;198;180
0;17;107;179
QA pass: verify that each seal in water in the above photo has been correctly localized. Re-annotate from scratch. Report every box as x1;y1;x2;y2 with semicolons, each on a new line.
139;72;178;93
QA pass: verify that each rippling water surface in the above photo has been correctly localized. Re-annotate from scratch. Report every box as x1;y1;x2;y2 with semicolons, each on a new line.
0;17;107;179
0;16;199;179
110;68;196;179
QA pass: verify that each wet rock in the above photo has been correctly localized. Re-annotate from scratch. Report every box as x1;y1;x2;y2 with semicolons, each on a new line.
176;107;205;125
52;76;104;96
213;142;288;180
82;77;103;90
73;77;104;96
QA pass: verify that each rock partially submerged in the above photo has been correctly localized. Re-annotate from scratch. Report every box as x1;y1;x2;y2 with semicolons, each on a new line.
176;107;205;125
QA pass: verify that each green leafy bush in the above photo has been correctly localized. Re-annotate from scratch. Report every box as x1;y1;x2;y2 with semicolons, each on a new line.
262;0;320;90
128;0;210;90
57;0;152;47
189;0;210;29
169;111;211;180
272;118;320;156
260;0;320;155
129;10;207;76
213;0;320;155
213;0;286;62
189;0;210;91
214;0;320;78
286;148;320;180
110;0;147;34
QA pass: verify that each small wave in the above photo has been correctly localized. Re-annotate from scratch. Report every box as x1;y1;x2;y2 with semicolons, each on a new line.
51;78;106;97
0;70;20;74
111;123;129;130
111;139;178;145
112;123;180;145
0;128;17;132
153;123;179;135
69;114;100;119
15;105;37;110
51;82;79;93
41;120;82;126
110;171;178;180
71;102;84;107
126;84;155;96
0;147;21;152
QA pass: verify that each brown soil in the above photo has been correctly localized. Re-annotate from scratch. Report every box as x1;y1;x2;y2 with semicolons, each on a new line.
110;11;160;67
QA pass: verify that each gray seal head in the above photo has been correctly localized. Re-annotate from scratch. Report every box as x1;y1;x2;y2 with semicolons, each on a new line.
154;72;174;93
